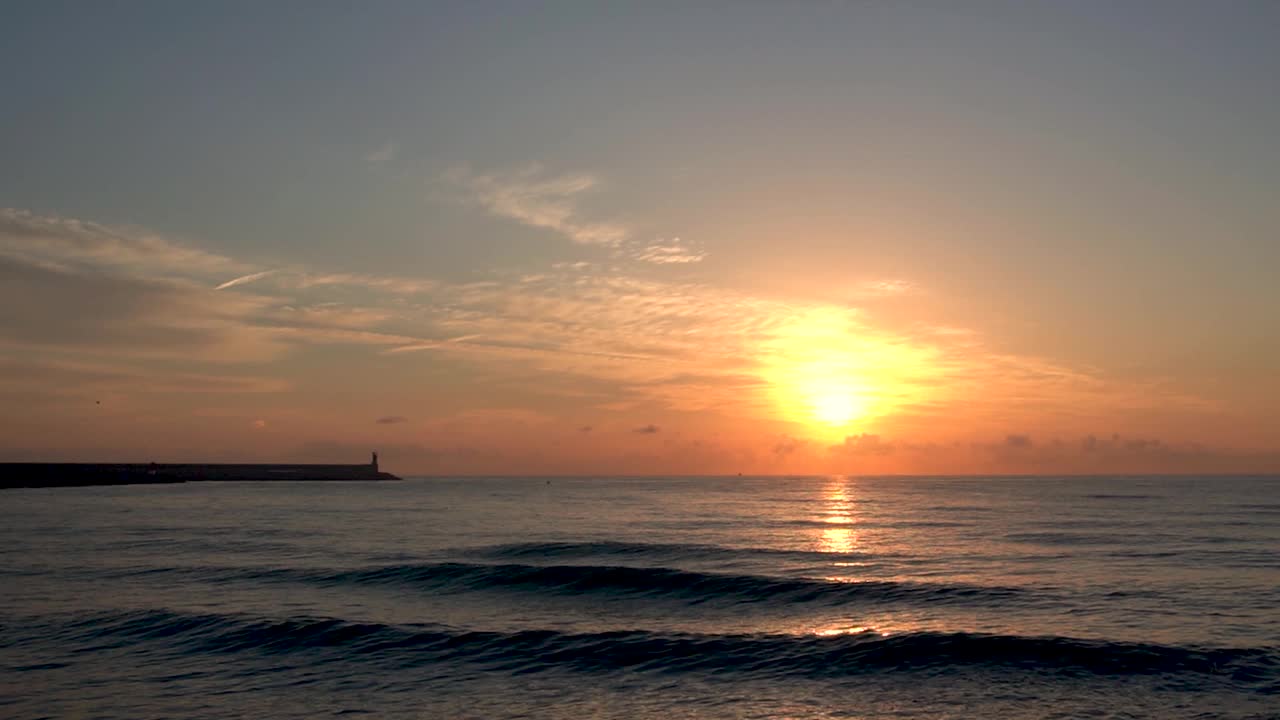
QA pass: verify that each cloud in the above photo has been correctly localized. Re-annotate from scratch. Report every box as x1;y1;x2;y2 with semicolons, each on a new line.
451;165;629;246
860;279;914;296
328;263;1184;429
251;419;267;429
578;425;593;433
0;206;1225;467
376;415;409;424
264;304;393;330
0;208;249;280
816;431;1280;475
634;424;660;434
0;255;287;363
0;209;501;420
0;213;438;298
773;435;807;458
0;210;452;364
382;334;483;354
956;432;1278;474
633;237;706;264
215;270;277;290
830;433;895;456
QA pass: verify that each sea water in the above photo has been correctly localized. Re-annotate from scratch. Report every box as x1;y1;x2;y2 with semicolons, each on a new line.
2;476;1277;719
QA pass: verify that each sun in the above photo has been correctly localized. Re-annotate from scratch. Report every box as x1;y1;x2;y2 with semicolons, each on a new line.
766;344;879;434
759;307;932;437
791;369;871;427
808;385;867;426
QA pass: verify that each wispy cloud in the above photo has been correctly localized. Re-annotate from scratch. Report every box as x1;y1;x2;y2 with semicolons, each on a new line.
287;271;438;295
382;334;482;354
215;270;276;290
633;237;706;264
375;415;409;424
450;165;630;246
0;208;250;279
0;253;288;364
0;210;428;364
0;206;1223;465
0;213;439;298
860;279;913;296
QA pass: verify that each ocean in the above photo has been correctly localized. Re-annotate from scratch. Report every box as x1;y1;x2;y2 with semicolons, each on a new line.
2;475;1277;719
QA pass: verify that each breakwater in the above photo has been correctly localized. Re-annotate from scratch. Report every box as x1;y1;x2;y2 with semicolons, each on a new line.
0;460;399;489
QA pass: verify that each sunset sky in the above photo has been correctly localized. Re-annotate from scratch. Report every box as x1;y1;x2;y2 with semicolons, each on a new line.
3;2;1277;474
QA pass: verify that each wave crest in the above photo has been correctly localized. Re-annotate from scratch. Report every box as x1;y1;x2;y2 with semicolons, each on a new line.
265;562;1027;607
27;609;1278;684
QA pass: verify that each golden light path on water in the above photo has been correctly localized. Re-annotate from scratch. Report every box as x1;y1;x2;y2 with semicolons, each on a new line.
804;475;902;639
819;475;859;555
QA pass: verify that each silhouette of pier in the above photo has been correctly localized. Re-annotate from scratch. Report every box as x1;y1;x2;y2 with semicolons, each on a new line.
0;454;399;489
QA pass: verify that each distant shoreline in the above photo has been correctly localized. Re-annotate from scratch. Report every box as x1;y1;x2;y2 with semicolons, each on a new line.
0;462;400;489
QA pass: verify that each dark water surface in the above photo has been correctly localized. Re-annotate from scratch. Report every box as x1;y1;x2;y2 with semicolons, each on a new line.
2;476;1278;718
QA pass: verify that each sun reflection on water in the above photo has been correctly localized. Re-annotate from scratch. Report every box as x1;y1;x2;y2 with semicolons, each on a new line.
818;475;859;554
812;626;880;637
